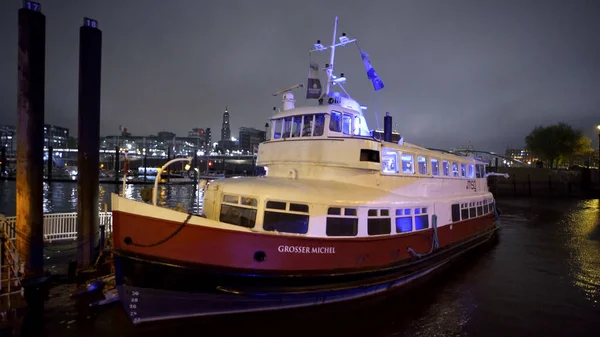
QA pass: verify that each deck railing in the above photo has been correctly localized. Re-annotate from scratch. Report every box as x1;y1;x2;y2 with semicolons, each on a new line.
1;212;113;243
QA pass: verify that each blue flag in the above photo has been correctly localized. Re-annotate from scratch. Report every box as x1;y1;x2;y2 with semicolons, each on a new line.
360;50;384;91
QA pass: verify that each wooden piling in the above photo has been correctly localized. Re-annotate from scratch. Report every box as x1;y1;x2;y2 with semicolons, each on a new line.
77;17;102;270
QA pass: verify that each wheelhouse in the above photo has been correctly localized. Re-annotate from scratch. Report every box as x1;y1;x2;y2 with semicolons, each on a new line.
269;106;371;141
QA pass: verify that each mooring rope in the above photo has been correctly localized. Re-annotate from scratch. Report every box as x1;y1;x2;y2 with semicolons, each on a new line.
407;214;439;258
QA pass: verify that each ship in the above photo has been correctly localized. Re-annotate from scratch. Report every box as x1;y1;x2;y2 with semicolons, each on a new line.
110;16;502;324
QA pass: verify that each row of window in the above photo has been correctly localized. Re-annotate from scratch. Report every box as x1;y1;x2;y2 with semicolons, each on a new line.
271;111;372;140
220;194;494;237
450;199;495;222
272;114;326;139
381;148;486;178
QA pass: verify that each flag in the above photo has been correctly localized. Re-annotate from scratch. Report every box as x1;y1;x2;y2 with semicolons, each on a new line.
359;50;385;91
306;62;322;99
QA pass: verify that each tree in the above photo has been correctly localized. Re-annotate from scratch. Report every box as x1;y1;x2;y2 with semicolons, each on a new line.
524;122;582;168
567;135;594;166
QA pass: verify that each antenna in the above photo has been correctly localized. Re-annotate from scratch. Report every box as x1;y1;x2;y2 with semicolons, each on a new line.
309;17;357;97
273;83;304;111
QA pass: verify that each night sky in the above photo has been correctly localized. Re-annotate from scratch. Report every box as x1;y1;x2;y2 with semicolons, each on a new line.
0;0;598;152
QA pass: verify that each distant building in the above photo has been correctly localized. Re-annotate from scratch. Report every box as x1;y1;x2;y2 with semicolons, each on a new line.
205;128;212;149
505;148;533;163
239;127;266;153
44;124;69;149
221;107;230;141
188;128;207;149
0;125;17;155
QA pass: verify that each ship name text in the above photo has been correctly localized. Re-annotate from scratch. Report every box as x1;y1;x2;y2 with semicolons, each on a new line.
277;245;336;254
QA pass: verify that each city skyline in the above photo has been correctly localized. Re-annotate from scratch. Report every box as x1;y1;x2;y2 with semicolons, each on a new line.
0;1;599;153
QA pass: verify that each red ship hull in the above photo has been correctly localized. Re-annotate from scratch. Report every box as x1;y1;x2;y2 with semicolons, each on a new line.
112;205;498;324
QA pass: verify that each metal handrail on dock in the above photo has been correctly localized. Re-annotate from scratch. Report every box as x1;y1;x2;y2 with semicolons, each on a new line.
0;212;113;243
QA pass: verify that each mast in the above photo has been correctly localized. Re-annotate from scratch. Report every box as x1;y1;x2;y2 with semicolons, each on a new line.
325;16;338;96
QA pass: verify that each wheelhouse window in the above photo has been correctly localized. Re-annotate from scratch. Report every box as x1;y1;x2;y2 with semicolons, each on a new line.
263;200;309;234
367;209;391;235
326;207;358;236
431;158;440;175
329;111;342;132
220;194;258;229
401;154;414;174
272;119;282;139
381;149;399;174
314;114;325;136
283;117;292;138
417;156;428;175
271;114;326;139
292;117;302;137
342;113;352;135
461;163;467;178
302;115;313;136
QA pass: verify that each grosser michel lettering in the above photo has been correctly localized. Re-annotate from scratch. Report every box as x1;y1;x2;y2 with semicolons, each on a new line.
277;245;336;254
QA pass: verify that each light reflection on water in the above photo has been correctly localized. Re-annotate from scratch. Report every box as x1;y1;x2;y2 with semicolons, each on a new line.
563;199;600;305
0;180;202;216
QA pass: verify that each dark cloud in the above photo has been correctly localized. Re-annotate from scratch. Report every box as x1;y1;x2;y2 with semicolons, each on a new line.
1;0;598;152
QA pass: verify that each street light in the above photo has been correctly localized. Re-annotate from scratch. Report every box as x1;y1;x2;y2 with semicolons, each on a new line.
153;157;193;206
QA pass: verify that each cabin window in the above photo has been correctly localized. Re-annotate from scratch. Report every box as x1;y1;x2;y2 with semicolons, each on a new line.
461;164;467;178
460;203;468;220
367;209;391;235
329;111;342;132
452;162;459;177
220;194;257;229
415;207;429;230
263;201;309;234
395;208;412;233
360;149;380;162
451;204;460;222
272;119;282;139
326;207;358;236
401;154;414;174
431;159;440;175
342;114;352;135
290;203;309;212
314;114;325;136
484;203;489;214
468;164;475;178
417;156;428;175
477;202;483;216
382;149;399;174
469;203;476;218
266;200;286;210
443;161;450;176
292;117;302;137
223;194;239;204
